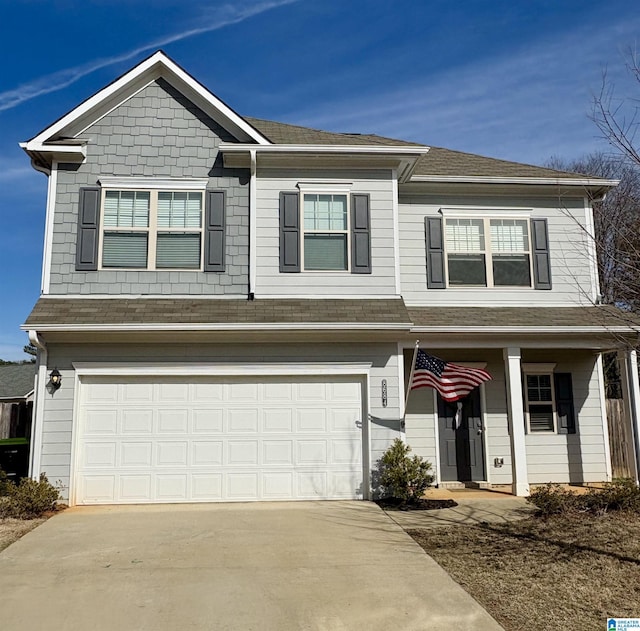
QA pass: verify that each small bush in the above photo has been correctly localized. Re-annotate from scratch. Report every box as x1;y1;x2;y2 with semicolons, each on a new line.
0;469;12;497
527;479;640;517
0;474;62;519
527;483;580;516
378;438;434;504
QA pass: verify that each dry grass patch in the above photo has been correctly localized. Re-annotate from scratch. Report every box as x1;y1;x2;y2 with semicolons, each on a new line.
0;517;45;552
409;513;640;631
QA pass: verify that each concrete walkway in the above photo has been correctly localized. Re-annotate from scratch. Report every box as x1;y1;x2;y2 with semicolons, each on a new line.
0;501;503;631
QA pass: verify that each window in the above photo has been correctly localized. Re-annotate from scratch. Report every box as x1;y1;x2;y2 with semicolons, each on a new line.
302;193;349;271
525;373;556;432
444;217;532;287
101;190;203;270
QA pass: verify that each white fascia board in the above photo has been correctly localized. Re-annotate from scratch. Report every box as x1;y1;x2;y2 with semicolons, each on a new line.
220;143;430;157
22;323;412;332
410;174;620;187
73;362;373;377
24;51;269;148
19;142;86;162
410;326;638;334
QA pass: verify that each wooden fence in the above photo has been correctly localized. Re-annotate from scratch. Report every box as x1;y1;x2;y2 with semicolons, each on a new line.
606;398;636;479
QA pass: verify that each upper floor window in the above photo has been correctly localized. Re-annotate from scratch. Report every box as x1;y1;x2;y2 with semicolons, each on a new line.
445;217;532;287
302;193;349;271
100;190;203;270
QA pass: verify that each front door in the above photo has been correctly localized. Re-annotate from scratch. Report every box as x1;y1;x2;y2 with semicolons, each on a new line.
437;388;486;482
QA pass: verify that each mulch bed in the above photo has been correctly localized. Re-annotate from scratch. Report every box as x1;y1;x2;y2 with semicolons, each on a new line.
374;497;458;511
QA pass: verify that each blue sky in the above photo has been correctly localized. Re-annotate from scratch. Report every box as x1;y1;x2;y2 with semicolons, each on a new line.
0;0;638;359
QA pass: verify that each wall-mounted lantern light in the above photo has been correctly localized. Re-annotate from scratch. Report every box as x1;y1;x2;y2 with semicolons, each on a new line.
48;368;62;392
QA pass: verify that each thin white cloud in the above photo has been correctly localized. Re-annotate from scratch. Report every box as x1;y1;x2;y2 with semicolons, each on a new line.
0;0;297;113
285;14;636;165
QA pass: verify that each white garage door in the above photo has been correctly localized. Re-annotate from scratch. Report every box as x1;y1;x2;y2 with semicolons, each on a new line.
75;375;364;504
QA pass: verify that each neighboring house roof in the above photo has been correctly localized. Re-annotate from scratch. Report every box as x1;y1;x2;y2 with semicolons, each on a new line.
0;364;36;399
245;117;612;184
23;298;412;330
408;306;640;332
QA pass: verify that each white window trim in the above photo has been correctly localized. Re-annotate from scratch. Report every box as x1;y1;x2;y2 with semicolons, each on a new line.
443;216;535;288
299;188;352;273
98;177;209;190
524;370;557;434
98;188;205;272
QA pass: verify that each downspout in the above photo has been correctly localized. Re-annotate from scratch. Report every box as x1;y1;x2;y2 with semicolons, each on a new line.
248;149;257;300
28;330;47;480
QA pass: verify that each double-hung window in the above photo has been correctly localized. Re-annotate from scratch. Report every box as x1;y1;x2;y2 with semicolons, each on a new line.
302;193;349;271
524;373;556;433
444;216;532;287
101;189;203;270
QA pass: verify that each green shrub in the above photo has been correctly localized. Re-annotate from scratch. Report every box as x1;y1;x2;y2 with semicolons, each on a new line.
0;474;62;519
527;479;640;517
378;438;434;504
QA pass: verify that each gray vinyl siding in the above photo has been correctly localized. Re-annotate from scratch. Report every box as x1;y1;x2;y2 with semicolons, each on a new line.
399;194;594;306
523;350;608;484
403;348;607;486
255;169;397;296
38;342;401;500
49;79;249;295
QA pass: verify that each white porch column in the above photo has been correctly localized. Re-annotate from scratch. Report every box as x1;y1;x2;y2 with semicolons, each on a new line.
619;349;640;483
503;347;529;496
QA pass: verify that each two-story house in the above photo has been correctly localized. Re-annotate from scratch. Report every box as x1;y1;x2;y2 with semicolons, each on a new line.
19;51;640;505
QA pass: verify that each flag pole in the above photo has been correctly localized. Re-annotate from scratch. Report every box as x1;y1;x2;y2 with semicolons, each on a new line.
404;339;420;414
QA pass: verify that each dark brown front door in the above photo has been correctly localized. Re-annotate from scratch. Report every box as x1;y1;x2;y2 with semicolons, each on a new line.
437;389;486;482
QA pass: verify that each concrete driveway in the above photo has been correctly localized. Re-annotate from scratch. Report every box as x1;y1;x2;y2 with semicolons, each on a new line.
0;502;502;631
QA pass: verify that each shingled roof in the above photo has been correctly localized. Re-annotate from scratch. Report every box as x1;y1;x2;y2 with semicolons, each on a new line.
245;117;594;181
23;298;412;328
0;364;36;399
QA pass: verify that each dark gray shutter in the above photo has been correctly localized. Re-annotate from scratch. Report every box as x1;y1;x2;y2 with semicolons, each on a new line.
280;192;300;273
204;191;225;272
532;219;552;290
425;217;446;289
351;193;371;274
554;373;576;434
76;187;101;271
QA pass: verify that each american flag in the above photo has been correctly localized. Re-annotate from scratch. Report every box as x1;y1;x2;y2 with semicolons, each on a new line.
410;349;492;402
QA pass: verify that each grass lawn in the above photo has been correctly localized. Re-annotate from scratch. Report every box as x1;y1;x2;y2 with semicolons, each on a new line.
409;512;640;631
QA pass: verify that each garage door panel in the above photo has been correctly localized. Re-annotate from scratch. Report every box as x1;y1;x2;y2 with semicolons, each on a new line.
158;409;189;433
228;409;259;433
83;442;117;468
193;409;223;433
84;410;118;435
192;441;223;466
157;382;189;402
192;473;222;499
228;440;259;465
120;474;152;500
122;383;153;402
122;409;153;434
156;474;188;500
263;440;293;465
263;409;293;433
227;473;259;499
76;375;364;504
297;409;327;432
156;441;188;467
121;442;153;467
